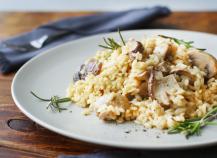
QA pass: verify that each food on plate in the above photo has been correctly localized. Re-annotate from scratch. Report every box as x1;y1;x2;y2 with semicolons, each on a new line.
67;32;217;137
31;31;217;138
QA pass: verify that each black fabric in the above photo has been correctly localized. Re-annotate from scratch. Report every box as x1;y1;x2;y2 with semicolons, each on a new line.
0;6;170;74
58;147;217;158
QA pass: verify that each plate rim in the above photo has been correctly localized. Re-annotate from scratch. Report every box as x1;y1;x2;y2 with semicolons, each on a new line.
11;29;217;149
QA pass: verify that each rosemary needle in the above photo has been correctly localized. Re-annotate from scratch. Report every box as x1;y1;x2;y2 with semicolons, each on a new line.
99;29;125;50
118;28;126;46
168;106;217;138
30;91;71;112
159;35;206;51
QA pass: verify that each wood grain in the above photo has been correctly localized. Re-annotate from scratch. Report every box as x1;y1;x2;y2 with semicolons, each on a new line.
0;147;47;158
0;11;217;157
0;104;109;158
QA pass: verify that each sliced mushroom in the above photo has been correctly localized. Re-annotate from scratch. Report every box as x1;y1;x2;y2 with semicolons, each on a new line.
79;64;87;80
149;74;183;105
171;69;196;83
125;94;134;101
73;59;102;82
73;72;81;82
188;50;217;78
85;59;103;76
138;81;148;98
148;69;156;99
129;41;144;54
128;41;145;60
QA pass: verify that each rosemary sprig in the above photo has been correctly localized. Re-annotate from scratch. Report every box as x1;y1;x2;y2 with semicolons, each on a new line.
99;38;121;50
159;35;206;51
30;91;71;112
118;28;125;46
168;106;217;138
99;29;125;50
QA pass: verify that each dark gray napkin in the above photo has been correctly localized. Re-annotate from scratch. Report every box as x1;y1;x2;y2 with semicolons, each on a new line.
0;6;170;74
58;148;217;158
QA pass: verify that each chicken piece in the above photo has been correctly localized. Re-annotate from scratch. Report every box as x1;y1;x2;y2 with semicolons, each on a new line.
90;93;130;122
154;35;180;61
156;62;171;75
154;43;169;57
135;70;151;98
148;72;183;105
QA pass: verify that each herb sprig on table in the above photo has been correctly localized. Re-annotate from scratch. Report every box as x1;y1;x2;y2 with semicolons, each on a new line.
30;91;71;112
99;29;125;50
159;35;206;51
168;106;217;138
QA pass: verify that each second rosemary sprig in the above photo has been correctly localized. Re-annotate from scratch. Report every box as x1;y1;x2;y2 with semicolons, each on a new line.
159;35;206;51
168;106;217;138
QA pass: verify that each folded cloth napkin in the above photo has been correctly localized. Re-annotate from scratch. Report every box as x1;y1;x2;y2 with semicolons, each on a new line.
0;6;170;74
58;148;217;158
58;150;142;158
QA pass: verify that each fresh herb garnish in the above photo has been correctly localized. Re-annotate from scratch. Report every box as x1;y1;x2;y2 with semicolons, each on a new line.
118;28;126;46
99;29;125;50
168;106;217;138
197;48;207;51
30;91;71;112
159;35;206;51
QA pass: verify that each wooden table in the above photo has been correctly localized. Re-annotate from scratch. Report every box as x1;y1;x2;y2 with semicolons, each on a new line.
0;12;217;158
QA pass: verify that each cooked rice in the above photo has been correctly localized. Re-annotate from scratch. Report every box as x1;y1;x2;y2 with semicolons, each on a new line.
67;35;217;129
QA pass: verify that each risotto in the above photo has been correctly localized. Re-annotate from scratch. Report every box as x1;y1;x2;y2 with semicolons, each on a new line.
67;34;217;129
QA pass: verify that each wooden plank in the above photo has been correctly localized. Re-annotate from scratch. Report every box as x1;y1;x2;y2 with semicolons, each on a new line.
0;147;47;158
0;12;96;39
0;12;217;40
0;103;109;157
152;12;217;34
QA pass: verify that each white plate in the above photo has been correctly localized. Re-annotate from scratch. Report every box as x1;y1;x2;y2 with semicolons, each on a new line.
12;29;217;149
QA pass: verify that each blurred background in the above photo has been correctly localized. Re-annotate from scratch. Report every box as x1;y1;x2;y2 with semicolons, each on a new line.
0;0;217;12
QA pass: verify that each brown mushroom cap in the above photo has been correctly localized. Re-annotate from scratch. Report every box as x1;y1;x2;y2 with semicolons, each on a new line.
188;50;217;78
138;81;148;98
85;59;102;76
128;41;145;60
129;41;144;54
73;59;102;82
73;72;81;82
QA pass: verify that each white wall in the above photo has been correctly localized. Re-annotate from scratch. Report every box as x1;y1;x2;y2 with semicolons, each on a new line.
0;0;217;12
